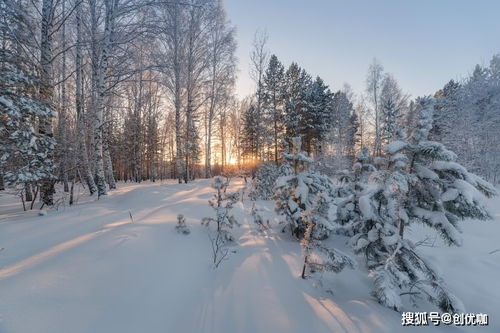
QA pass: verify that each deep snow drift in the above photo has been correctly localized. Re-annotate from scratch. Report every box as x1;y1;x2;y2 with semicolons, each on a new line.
0;179;498;332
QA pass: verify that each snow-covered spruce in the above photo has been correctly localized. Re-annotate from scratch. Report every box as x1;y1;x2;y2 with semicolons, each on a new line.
0;48;56;197
273;137;338;239
335;147;377;236
251;203;269;232
351;97;497;313
250;162;280;200
202;176;240;240
202;177;240;267
250;161;293;201
175;214;190;235
300;194;356;279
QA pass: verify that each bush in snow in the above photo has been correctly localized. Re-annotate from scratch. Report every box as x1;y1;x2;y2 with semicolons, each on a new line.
351;97;497;312
251;203;269;232
250;162;291;200
202;176;240;267
273;137;338;239
175;214;190;235
335;147;377;236
249;162;279;200
300;195;356;279
202;176;240;239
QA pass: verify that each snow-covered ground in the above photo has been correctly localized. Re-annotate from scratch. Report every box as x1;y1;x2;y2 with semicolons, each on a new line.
0;179;498;332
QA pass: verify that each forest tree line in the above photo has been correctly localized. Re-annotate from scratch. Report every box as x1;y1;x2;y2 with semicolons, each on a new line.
1;0;499;207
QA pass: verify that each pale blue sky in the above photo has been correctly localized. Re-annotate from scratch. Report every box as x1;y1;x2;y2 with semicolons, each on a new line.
224;0;500;99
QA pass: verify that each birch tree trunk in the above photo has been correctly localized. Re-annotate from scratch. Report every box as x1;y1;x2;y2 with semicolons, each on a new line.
58;0;69;192
104;143;116;189
94;0;117;197
172;3;183;184
39;0;56;205
76;2;97;195
0;168;4;191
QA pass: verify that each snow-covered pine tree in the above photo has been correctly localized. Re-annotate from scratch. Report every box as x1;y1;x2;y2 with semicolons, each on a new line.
250;162;278;200
240;103;260;161
379;74;407;148
262;54;285;164
202;176;240;241
325;90;359;170
175;214;190;235
250;161;291;200
392;96;496;242
335;147;377;236
273;137;338;239
0;9;56;200
283;63;310;141
202;176;240;267
352;96;497;312
300;194;356;279
302;76;333;155
251;203;268;232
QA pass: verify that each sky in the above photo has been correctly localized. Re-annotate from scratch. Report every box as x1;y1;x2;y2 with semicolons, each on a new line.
224;0;500;99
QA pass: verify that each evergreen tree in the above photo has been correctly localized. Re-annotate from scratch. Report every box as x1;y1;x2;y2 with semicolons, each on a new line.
300;194;355;279
202;176;240;241
328;90;358;168
303;76;333;154
262;54;285;163
250;162;281;200
430;56;500;183
429;80;461;146
273;137;338;239
335;147;376;236
175;214;190;234
351;97;496;312
241;103;259;162
379;74;407;147
202;176;240;267
0;6;56;198
283;63;310;143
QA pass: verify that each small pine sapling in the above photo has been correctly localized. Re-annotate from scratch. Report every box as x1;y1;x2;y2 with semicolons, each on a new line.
250;162;282;200
175;214;190;235
273;137;338;239
301;195;356;279
335;147;377;236
251;203;269;232
202;176;240;240
202;176;240;267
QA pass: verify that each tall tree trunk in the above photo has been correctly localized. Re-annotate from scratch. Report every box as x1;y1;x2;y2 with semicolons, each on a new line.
59;0;69;193
274;98;279;164
25;183;33;202
220;111;225;173
76;2;97;195
172;3;183;184
0;168;5;190
205;44;218;178
39;0;56;206
94;0;116;197
104;144;116;189
184;18;194;184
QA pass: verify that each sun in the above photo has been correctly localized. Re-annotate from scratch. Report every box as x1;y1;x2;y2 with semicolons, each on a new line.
227;156;238;165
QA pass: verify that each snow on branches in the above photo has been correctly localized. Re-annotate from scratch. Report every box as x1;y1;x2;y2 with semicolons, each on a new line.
300;195;356;279
175;214;190;235
340;97;497;312
202;176;240;267
0;49;56;188
273;137;338;239
250;162;289;200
